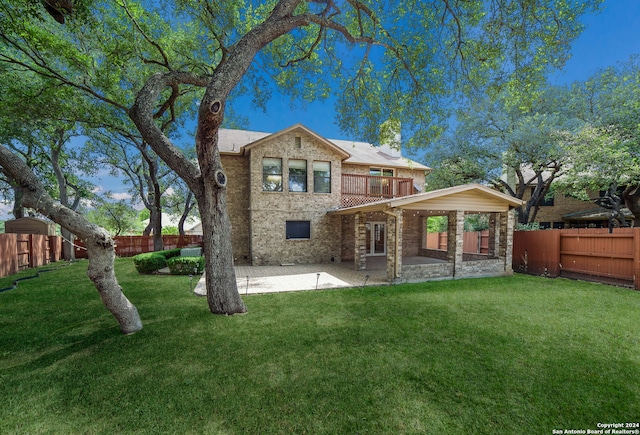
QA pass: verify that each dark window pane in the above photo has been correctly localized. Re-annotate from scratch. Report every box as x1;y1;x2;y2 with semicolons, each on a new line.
286;221;311;239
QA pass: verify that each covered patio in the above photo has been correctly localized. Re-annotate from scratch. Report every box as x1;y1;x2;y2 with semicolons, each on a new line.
330;184;524;284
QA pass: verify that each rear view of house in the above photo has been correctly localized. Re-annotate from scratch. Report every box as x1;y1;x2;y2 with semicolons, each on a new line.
219;124;522;283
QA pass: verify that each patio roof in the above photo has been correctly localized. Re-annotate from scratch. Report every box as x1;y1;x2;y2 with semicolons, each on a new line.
329;184;525;215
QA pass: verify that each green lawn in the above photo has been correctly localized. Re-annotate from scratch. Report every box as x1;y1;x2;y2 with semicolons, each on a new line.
1;259;639;434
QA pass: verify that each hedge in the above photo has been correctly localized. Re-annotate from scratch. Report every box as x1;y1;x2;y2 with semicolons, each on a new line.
132;248;184;274
167;256;205;275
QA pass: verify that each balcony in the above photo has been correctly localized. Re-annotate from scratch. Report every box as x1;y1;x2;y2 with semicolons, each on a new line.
341;173;414;208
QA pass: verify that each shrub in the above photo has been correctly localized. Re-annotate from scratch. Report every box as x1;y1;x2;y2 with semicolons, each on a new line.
167;256;205;275
162;248;182;259
132;248;199;274
132;253;168;274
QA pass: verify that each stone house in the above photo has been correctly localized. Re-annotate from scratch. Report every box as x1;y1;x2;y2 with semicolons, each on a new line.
219;124;523;283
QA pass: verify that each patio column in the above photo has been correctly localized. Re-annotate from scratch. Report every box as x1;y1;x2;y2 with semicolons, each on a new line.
385;208;403;281
498;210;515;273
354;212;367;271
448;210;464;277
487;212;498;258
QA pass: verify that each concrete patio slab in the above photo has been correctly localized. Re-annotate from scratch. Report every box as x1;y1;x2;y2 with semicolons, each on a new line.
193;260;390;296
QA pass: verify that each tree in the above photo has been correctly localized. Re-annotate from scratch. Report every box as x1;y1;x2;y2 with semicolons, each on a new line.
0;69;95;259
554;58;640;226
86;196;142;236
0;143;142;333
427;86;582;224
1;0;601;323
84;129;180;250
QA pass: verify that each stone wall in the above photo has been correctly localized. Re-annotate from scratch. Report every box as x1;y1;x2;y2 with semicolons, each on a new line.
221;154;251;264
458;258;511;277
341;211;426;260
247;130;344;265
399;263;454;283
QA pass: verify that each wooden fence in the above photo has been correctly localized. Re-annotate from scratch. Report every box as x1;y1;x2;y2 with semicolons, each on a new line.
512;228;640;289
1;234;202;278
73;234;204;259
426;230;490;254
0;234;62;278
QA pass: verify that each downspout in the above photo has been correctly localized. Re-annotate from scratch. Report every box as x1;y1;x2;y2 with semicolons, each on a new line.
383;208;401;279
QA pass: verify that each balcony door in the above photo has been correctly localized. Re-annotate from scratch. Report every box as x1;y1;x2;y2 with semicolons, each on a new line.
369;168;394;197
365;222;386;256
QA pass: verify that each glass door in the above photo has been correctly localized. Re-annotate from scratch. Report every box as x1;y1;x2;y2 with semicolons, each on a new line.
365;222;386;256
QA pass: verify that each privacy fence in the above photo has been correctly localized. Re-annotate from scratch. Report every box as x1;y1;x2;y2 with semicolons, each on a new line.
512;228;640;290
426;230;490;254
0;233;62;278
0;234;203;278
73;235;204;259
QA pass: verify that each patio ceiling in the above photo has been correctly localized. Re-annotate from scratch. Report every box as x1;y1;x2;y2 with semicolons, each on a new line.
329;184;525;215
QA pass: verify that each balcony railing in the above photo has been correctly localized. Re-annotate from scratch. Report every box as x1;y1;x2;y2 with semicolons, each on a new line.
341;174;414;208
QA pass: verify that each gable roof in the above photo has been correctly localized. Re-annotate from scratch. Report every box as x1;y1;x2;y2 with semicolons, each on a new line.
330;184;525;214
241;124;351;159
217;123;430;171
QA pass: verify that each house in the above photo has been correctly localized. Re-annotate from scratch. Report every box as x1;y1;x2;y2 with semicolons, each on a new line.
219;124;523;283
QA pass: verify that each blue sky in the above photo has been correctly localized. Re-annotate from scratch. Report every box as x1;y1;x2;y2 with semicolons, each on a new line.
2;0;640;220
237;0;640;141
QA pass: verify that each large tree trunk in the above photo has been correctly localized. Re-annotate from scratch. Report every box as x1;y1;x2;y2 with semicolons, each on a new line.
196;185;246;314
623;183;640;227
61;227;75;260
128;3;312;315
12;185;24;219
0;144;142;334
195;97;246;314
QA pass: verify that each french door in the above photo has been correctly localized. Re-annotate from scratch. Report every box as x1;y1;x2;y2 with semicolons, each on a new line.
365;222;386;256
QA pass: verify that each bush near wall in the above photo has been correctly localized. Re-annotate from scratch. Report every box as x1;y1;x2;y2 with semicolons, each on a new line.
132;249;182;274
167;256;205;275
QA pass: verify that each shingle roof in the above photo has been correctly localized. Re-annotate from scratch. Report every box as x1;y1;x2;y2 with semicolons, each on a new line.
218;124;430;171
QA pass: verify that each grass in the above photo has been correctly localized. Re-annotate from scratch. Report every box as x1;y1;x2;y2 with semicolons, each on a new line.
1;259;639;434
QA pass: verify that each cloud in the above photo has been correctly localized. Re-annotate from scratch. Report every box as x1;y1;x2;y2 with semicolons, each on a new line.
110;192;133;201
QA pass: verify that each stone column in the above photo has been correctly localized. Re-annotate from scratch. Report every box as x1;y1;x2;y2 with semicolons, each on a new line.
487;212;498;258
354;212;367;271
448;210;465;277
498;210;515;274
386;209;403;281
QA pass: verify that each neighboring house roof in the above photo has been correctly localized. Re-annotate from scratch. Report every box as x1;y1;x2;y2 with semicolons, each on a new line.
562;207;635;221
218;123;431;171
330;184;525;215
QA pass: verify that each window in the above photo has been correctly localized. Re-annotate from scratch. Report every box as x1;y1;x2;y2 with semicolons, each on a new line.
370;168;394;177
370;167;394;196
262;158;283;191
313;161;331;193
289;159;307;192
286;221;311;239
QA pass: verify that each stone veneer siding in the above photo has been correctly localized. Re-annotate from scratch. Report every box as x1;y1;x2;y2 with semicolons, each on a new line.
220;154;251;264
341;211;425;260
247;130;344;265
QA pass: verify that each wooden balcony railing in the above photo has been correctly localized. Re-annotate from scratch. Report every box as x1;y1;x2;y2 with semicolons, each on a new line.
341;174;414;207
